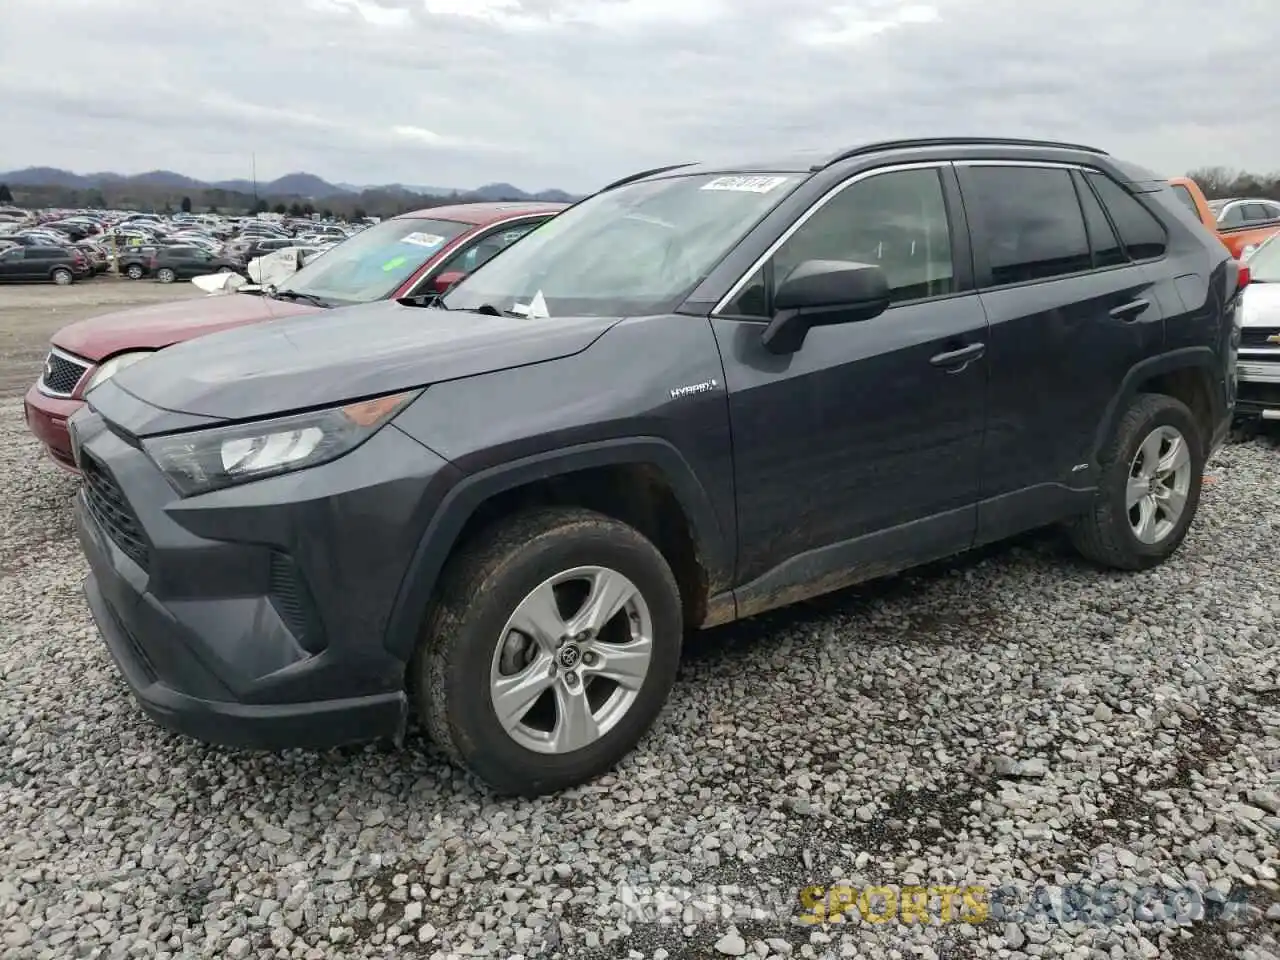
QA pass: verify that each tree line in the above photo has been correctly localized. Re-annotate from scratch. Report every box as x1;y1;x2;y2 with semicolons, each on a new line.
8;166;1280;218
1184;167;1280;202
0;181;526;220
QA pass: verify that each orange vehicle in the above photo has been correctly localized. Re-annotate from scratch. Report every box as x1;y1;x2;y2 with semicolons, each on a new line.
1167;176;1280;258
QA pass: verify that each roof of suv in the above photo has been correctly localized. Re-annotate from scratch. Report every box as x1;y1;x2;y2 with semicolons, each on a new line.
392;201;570;225
611;137;1118;187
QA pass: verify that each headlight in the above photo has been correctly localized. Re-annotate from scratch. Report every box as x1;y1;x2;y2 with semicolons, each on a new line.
86;350;154;391
141;390;419;496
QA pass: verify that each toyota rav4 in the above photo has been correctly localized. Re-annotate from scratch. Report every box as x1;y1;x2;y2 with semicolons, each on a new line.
68;138;1242;797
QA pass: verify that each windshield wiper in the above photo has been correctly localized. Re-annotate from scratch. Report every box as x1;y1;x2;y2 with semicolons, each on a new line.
268;287;332;308
395;296;522;317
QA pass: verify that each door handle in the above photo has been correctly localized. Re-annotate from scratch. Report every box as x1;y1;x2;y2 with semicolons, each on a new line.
929;342;986;371
1109;298;1150;320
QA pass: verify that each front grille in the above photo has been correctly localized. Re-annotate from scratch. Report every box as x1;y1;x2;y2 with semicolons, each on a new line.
1239;381;1280;407
1241;327;1280;349
81;454;149;570
41;350;89;396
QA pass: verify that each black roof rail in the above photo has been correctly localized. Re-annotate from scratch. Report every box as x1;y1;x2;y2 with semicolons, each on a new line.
813;137;1108;171
597;162;699;193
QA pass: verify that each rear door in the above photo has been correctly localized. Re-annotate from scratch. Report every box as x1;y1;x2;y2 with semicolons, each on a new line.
957;162;1167;543
23;248;54;280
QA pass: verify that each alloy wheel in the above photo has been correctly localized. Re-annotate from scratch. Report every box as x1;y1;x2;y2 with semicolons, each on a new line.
489;565;653;755
1127;425;1193;544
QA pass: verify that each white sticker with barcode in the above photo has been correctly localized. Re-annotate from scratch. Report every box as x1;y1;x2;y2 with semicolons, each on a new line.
400;232;446;248
700;175;790;193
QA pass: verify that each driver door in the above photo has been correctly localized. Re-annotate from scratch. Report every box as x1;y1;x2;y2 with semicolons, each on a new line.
709;164;990;599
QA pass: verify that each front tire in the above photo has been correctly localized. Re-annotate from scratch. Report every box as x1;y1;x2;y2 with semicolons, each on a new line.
156;268;176;283
413;507;683;796
1068;393;1204;570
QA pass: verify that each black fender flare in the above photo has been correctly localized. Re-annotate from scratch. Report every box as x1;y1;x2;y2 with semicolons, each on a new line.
1092;346;1225;459
383;437;733;661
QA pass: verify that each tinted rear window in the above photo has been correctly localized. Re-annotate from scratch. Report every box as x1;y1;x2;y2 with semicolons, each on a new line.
1086;173;1168;260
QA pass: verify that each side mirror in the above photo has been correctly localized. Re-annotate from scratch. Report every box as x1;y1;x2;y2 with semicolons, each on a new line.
432;269;466;294
761;260;890;354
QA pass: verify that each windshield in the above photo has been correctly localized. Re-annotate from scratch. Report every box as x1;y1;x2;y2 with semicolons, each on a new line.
440;172;802;318
275;216;469;305
1248;234;1280;281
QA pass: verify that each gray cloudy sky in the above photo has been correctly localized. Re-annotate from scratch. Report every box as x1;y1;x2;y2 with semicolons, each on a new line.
1;0;1277;193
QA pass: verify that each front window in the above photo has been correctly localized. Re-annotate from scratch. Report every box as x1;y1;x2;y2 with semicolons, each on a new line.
1248;235;1280;282
274;216;470;305
441;173;803;318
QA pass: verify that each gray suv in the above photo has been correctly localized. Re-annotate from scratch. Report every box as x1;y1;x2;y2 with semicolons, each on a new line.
68;137;1242;796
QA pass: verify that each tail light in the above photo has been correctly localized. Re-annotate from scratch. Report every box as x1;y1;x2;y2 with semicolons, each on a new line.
1237;262;1251;289
150;254;158;269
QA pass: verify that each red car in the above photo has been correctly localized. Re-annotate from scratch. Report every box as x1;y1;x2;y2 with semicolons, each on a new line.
24;201;567;471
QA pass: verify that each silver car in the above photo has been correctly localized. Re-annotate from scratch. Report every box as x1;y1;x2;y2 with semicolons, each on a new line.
1237;232;1280;420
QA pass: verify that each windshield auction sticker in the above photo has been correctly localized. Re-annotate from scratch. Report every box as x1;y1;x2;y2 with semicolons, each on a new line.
700;175;791;193
399;232;446;248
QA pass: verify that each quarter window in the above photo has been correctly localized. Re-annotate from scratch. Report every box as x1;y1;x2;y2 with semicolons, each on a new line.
722;167;954;317
1073;172;1126;269
1086;172;1168;260
965;166;1091;287
1170;183;1199;216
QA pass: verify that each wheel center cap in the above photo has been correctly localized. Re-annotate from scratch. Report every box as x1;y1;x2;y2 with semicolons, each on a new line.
558;644;581;669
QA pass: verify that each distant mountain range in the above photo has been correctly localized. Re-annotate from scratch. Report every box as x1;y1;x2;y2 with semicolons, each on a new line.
0;166;579;203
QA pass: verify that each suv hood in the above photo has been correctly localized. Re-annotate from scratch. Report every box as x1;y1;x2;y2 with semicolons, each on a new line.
51;292;319;360
109;299;622;423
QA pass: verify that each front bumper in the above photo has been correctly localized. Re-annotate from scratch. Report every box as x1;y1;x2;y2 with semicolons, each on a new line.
70;401;457;750
23;381;82;472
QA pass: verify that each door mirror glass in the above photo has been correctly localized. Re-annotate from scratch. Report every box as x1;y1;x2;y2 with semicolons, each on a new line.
762;260;890;354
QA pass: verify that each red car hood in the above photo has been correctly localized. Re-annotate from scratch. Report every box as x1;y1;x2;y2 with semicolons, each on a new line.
51;293;321;361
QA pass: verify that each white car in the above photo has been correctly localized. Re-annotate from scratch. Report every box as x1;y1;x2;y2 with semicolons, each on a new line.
1237;232;1280;421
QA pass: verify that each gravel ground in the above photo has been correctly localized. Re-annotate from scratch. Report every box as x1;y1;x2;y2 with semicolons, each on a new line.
2;382;1279;958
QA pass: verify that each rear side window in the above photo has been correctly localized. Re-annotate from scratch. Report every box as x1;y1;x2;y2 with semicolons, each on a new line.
1073;173;1126;268
1085;173;1167;260
1244;202;1276;224
1219;204;1245;226
965;166;1091;287
1170;184;1199;216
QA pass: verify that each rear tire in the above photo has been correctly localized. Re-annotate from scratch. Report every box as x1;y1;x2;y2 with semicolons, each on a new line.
125;264;144;280
412;507;683;797
156;268;176;283
51;268;73;286
1068;393;1204;570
